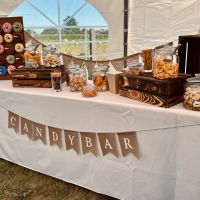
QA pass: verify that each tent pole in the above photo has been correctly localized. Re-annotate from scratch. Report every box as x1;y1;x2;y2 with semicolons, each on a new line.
124;0;129;67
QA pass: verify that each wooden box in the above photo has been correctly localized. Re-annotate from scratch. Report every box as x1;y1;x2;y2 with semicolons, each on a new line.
119;73;188;108
11;65;66;88
178;35;200;76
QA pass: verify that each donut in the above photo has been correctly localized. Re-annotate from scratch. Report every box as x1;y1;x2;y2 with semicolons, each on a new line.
4;44;14;54
7;65;16;75
0;45;5;54
0;35;3;44
13;33;24;42
2;22;12;33
15;43;24;53
4;34;13;43
13;22;23;32
0;66;7;75
6;55;15;64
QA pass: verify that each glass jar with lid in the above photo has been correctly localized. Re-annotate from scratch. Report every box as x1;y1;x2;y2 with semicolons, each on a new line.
66;61;79;86
153;45;179;79
183;74;200;111
69;68;87;92
127;59;144;76
93;65;109;92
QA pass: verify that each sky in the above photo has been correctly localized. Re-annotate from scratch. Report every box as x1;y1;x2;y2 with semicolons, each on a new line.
9;0;108;28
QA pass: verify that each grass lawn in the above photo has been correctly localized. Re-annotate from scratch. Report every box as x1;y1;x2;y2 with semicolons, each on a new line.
0;159;116;200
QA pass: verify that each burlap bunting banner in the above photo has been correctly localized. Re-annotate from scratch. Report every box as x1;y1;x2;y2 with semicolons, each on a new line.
8;112;19;134
64;130;80;154
117;132;139;158
80;132;97;157
32;122;46;144
98;133;119;157
8;111;139;158
21;117;33;139
48;127;62;149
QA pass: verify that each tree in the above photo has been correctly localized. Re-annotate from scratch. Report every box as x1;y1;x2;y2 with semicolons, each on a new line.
62;16;82;34
26;29;36;35
41;28;59;35
63;16;78;26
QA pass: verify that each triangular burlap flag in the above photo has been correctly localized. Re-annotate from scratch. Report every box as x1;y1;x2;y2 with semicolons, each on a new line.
8;111;19;134
64;130;80;154
98;133;119;157
32;122;46;144
80;132;97;157
117;132;139;158
48;127;62;149
21;117;33;140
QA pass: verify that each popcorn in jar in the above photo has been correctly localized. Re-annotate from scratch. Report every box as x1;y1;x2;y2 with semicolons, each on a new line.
69;69;87;92
93;65;109;92
153;46;179;79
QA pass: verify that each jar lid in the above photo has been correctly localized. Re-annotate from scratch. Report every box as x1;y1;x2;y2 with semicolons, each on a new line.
187;74;200;83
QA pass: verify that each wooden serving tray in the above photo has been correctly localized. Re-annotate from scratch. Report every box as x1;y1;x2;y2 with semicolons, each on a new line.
119;73;189;108
11;65;66;88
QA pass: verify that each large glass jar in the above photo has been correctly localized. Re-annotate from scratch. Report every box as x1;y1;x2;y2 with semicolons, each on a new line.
93;65;109;92
66;62;79;86
153;46;179;79
69;68;87;92
127;60;144;76
183;74;200;111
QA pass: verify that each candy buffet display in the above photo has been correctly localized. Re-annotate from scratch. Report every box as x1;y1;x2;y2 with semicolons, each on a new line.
0;16;25;79
184;74;200;111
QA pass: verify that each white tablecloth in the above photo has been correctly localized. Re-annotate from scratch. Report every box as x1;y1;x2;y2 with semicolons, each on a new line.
0;81;200;200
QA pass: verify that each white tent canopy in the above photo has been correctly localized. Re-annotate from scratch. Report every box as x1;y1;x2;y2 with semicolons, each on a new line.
1;0;200;58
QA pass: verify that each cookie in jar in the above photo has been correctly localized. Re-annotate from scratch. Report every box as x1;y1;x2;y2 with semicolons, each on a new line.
184;74;200;111
69;68;87;92
93;65;109;92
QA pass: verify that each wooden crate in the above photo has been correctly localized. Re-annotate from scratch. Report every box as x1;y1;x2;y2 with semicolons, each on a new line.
11;65;66;88
119;73;188;108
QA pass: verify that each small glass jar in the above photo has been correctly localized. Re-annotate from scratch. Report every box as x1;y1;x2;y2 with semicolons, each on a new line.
66;62;79;86
127;60;143;76
183;74;200;111
93;65;109;92
153;46;179;79
69;68;87;92
24;46;41;68
82;85;98;97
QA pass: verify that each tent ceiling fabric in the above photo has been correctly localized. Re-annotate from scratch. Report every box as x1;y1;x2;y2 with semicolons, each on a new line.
128;0;200;54
0;0;24;16
87;0;124;59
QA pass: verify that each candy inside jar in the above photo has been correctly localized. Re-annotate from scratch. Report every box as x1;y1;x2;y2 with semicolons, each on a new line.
93;65;109;92
82;85;98;97
24;44;41;68
153;46;179;79
43;46;62;67
69;68;87;92
184;74;200;111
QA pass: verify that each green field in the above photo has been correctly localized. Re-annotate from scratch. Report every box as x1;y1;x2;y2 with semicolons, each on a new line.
32;33;109;60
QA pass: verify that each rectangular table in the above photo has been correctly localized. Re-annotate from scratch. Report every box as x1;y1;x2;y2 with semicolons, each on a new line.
0;81;200;200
